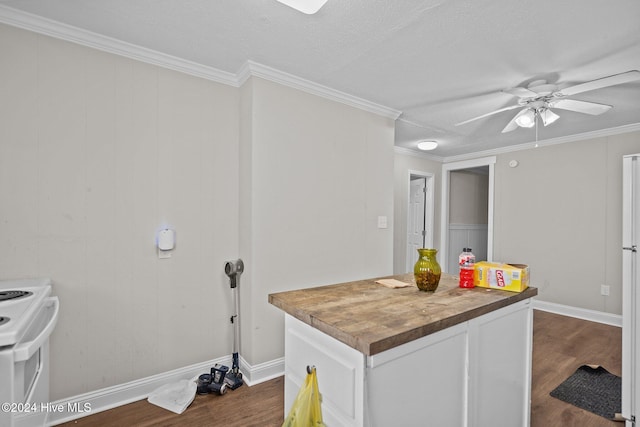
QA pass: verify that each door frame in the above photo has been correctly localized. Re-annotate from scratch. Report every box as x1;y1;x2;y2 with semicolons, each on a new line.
440;156;495;273
622;153;639;426
406;170;434;272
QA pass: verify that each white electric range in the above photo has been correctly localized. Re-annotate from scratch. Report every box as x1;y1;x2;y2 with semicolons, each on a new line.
0;278;59;427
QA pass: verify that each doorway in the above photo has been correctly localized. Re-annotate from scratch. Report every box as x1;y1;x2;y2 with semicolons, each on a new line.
406;171;434;272
440;157;495;273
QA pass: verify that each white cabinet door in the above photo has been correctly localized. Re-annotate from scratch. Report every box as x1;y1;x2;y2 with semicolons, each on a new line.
366;322;468;427
284;315;365;427
468;299;533;427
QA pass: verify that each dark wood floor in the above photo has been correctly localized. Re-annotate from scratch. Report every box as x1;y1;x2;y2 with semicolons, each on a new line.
531;310;622;427
57;376;285;427
58;309;622;427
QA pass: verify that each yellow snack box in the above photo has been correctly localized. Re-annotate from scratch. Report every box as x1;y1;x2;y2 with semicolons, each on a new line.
474;262;529;292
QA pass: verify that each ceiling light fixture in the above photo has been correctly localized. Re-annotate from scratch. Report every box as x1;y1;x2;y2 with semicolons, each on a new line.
538;108;559;126
417;140;438;151
514;107;560;130
276;0;328;14
514;109;536;128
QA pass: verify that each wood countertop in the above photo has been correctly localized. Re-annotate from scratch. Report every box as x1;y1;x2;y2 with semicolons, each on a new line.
269;273;537;356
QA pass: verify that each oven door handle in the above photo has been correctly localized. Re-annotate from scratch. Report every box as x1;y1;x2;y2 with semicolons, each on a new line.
13;296;60;362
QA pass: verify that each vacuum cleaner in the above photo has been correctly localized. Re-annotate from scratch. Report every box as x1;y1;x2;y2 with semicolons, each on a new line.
153;260;245;412
223;259;244;390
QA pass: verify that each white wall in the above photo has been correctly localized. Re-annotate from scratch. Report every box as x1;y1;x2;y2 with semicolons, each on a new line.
449;170;488;224
241;77;395;366
493;131;640;315
0;23;240;400
0;22;396;401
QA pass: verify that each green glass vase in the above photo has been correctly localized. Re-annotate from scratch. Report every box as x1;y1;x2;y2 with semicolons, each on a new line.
414;248;441;292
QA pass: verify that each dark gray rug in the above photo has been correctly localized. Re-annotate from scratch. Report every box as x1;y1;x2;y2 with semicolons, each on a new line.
550;365;622;420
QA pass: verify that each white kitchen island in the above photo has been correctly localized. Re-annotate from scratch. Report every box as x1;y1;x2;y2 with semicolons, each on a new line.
269;273;538;427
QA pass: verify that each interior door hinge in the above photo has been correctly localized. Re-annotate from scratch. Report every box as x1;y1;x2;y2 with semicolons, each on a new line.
422;230;426;237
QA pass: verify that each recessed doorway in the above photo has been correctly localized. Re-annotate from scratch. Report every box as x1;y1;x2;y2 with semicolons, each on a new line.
440;157;495;273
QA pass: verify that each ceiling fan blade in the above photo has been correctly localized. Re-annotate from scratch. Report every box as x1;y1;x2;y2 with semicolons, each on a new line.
456;104;521;126
550;99;612;115
502;87;538;98
539;109;560;126
555;70;640;97
501;108;529;133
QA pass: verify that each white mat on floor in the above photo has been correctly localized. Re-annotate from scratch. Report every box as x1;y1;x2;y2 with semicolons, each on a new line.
147;379;197;414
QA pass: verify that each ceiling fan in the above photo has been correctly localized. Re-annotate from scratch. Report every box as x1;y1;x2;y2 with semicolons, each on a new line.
456;70;640;133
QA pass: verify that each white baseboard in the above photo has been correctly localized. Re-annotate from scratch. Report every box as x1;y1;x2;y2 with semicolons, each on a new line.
532;300;622;327
49;355;284;426
240;356;285;385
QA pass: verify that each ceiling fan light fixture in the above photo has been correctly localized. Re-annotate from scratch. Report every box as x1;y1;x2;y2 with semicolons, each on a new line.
276;0;328;14
515;109;536;128
539;108;560;126
417;140;438;151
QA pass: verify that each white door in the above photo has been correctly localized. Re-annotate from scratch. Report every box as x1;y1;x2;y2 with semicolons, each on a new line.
622;154;639;426
407;177;426;270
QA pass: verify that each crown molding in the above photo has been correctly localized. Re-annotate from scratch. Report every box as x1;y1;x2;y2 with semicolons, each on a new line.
241;60;402;120
0;5;239;86
394;146;444;162
396;122;640;163
0;5;402;120
442;122;640;163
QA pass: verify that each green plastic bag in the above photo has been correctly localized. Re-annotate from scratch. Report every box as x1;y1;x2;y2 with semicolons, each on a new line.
282;368;326;427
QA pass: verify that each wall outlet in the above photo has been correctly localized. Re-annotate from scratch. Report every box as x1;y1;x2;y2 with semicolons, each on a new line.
600;284;610;296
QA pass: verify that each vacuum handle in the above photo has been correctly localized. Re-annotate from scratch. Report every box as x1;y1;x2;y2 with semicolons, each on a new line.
224;259;244;288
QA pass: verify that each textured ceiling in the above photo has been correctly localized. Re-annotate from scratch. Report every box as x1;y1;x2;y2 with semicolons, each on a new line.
1;0;639;158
